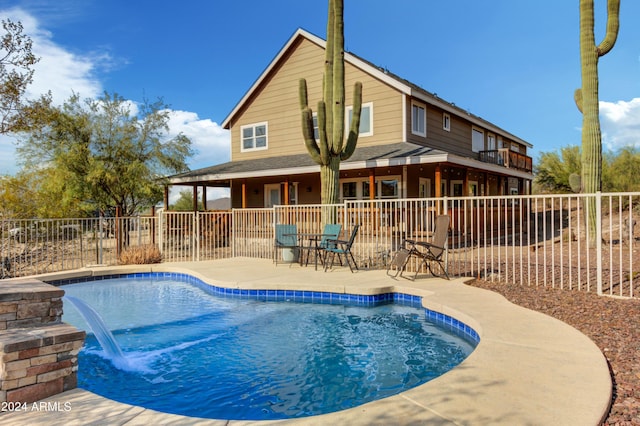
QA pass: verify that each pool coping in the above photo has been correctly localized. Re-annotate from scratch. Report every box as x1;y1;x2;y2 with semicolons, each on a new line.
0;258;612;425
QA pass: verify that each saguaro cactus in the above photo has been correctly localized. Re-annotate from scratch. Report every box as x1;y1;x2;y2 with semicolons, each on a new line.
299;0;362;223
574;0;619;246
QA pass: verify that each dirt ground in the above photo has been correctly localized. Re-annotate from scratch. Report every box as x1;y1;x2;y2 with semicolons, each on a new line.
469;279;640;425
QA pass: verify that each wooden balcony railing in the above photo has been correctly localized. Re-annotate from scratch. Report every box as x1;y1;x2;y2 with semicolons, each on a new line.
478;148;533;173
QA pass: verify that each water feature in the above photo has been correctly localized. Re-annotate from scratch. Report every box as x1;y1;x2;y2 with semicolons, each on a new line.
63;296;129;370
60;274;478;420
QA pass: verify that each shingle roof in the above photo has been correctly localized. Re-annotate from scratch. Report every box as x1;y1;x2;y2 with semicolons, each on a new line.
169;142;448;183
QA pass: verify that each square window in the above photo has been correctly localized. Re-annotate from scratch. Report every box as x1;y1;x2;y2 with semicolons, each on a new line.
240;122;268;152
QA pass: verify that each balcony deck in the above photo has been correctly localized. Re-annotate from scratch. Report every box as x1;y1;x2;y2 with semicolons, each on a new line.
479;148;532;173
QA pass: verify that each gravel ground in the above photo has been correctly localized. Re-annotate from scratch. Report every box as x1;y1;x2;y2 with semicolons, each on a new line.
468;280;640;425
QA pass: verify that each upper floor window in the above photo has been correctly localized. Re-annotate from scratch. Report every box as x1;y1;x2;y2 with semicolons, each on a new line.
487;133;496;151
411;102;426;137
347;102;373;137
241;122;268;152
443;112;451;132
472;127;484;153
312;113;319;141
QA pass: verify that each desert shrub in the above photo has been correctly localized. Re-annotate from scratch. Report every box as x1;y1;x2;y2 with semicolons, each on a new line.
118;244;162;265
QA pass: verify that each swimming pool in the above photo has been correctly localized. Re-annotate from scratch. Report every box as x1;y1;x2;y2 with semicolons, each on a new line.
58;273;478;420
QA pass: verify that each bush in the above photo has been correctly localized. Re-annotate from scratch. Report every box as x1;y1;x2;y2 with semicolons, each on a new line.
118;244;162;265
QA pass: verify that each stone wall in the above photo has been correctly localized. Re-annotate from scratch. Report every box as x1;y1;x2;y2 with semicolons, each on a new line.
0;279;85;403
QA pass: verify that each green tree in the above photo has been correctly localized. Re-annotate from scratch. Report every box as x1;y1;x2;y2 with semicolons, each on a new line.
533;146;582;193
170;189;204;211
604;146;640;192
0;19;40;134
16;92;193;217
299;0;362;223
0;167;84;218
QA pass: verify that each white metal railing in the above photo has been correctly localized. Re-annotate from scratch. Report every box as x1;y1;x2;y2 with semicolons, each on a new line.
2;193;638;298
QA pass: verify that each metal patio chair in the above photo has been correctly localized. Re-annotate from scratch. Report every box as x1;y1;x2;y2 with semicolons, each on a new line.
273;224;299;266
324;224;360;272
387;215;450;280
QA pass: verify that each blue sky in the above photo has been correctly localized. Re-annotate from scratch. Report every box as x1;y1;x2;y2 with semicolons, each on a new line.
1;0;639;194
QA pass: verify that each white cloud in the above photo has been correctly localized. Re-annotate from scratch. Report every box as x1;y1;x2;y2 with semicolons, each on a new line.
1;8;227;179
600;98;640;150
165;110;230;170
2;7;103;103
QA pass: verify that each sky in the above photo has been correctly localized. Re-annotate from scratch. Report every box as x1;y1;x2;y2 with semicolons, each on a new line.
1;0;639;199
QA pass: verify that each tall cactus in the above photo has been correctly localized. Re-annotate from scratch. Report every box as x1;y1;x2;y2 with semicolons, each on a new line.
299;0;362;223
574;0;619;246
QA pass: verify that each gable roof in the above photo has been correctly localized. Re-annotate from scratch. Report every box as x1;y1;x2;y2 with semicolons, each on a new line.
221;28;532;148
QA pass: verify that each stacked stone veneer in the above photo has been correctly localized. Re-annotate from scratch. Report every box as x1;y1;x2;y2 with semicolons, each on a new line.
0;279;85;403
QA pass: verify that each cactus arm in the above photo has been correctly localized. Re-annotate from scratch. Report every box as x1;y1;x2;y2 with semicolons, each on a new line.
299;78;310;110
597;0;620;56
299;78;322;165
317;101;330;164
341;82;362;161
574;88;583;113
301;108;322;164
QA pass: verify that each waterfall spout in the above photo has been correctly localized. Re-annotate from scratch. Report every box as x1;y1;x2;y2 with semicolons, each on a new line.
64;296;129;369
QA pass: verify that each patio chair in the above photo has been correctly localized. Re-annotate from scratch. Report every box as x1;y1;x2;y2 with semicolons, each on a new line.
387;215;450;280
301;223;342;269
274;224;299;266
324;224;360;272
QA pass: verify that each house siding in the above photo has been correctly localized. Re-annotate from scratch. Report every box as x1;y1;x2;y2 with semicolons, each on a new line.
230;38;404;162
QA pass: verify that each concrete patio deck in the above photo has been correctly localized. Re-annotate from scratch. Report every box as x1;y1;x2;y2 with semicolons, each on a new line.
0;258;611;425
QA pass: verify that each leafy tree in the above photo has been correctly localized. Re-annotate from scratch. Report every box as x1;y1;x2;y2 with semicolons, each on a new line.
170;189;204;211
604;146;640;192
533;146;582;193
0;167;84;218
16;92;193;217
0;19;39;134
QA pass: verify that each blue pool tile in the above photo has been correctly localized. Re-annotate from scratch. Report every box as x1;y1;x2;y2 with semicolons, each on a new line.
49;271;480;346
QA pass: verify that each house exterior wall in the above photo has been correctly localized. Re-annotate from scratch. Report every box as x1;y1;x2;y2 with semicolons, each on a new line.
406;97;529;159
229;38;404;162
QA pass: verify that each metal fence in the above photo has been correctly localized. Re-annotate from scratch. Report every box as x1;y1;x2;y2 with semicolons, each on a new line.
0;216;158;278
2;192;638;298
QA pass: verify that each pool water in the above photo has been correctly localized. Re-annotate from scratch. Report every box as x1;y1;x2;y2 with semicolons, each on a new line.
61;276;476;420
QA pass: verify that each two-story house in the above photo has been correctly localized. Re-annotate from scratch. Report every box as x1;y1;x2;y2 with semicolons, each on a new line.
166;29;533;209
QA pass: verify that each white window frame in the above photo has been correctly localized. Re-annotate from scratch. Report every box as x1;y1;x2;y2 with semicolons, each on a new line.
264;183;280;207
443;112;451;132
312;113;319;141
419;177;431;198
240;122;268;152
339;175;401;201
411;101;427;137
288;182;299;205
472;127;485;153
450;180;464;197
487;133;496;151
347;102;373;137
469;181;479;197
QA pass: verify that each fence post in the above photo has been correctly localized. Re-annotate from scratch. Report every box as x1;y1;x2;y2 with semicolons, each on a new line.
194;212;199;262
98;216;104;265
596;191;603;295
